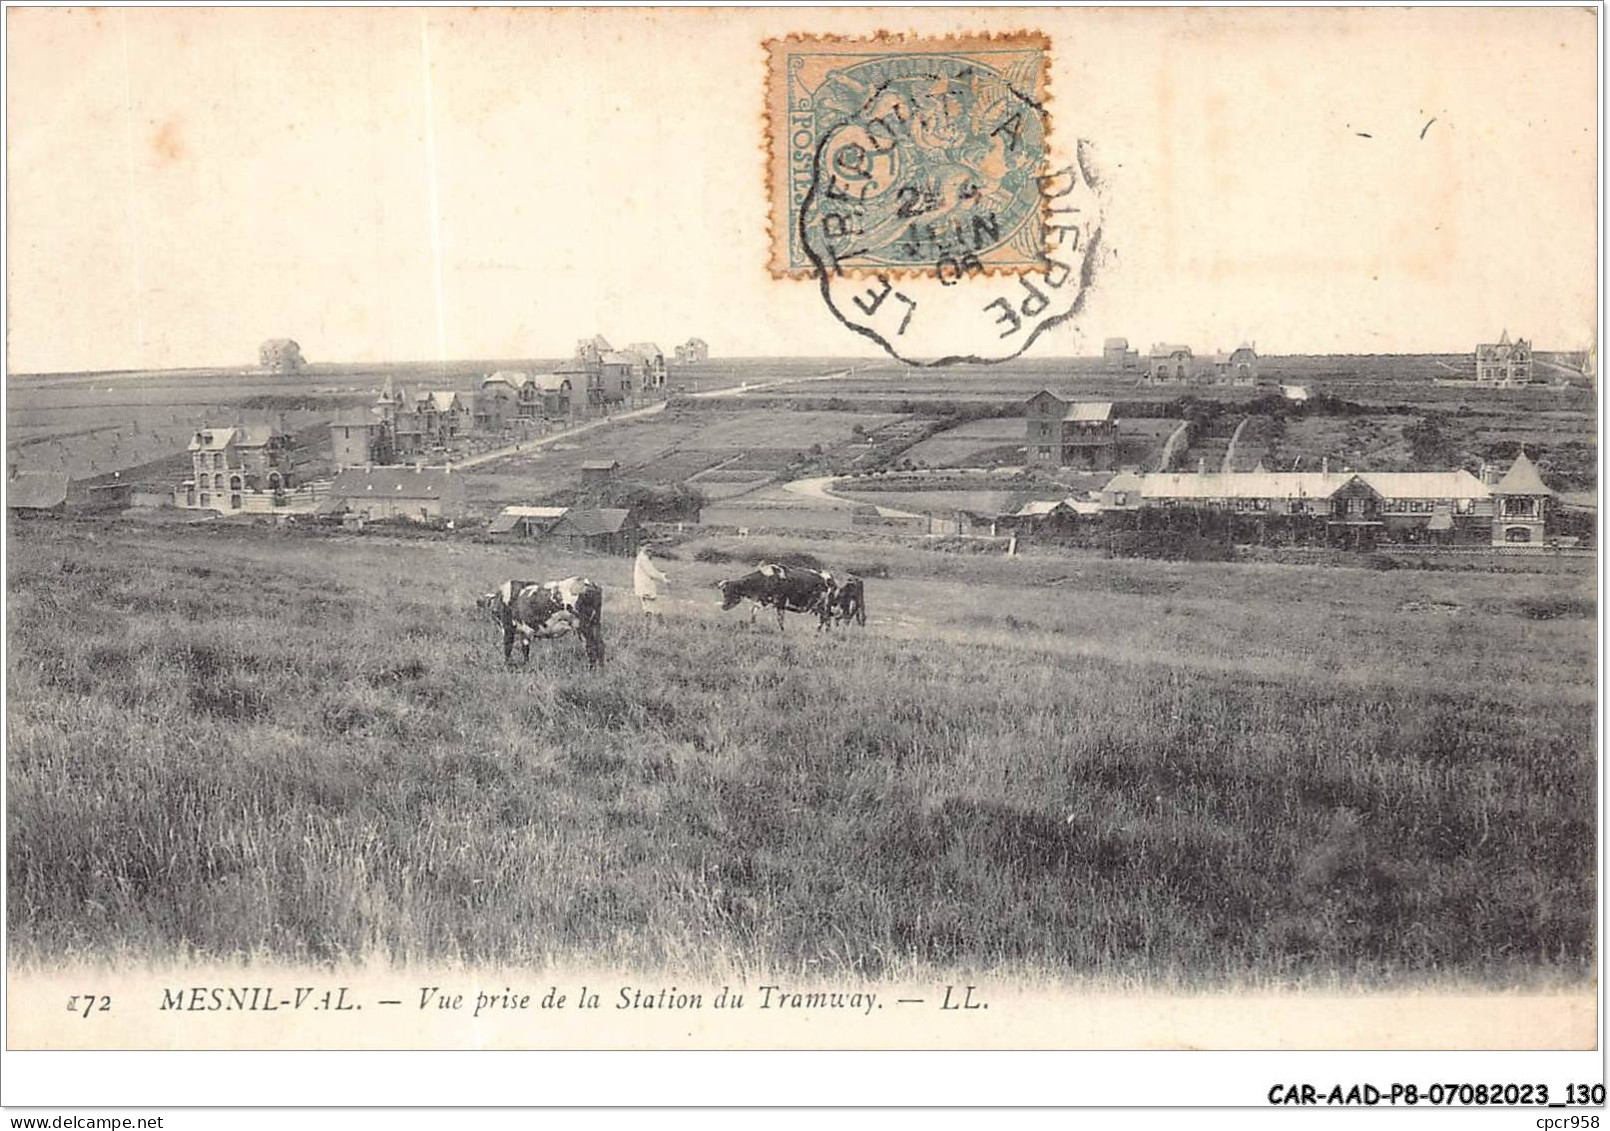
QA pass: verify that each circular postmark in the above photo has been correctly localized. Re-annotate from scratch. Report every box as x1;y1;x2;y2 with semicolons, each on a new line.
796;52;1104;365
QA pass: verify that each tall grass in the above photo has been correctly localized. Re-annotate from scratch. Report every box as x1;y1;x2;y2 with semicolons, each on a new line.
6;522;1596;986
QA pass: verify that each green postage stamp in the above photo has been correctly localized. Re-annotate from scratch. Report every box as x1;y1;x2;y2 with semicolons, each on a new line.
766;33;1053;279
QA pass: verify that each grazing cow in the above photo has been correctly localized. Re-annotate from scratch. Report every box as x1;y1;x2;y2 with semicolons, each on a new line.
828;575;866;627
477;577;605;666
715;562;835;631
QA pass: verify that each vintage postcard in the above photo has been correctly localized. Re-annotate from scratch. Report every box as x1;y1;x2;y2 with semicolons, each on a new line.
2;3;1601;1108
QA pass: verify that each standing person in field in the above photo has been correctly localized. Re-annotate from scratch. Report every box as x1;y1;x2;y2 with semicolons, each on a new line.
634;542;670;617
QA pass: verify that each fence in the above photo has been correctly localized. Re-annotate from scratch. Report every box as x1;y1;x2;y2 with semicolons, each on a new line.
206;481;332;515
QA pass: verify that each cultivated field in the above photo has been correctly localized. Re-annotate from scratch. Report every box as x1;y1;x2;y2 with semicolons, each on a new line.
7;520;1595;987
3;356;841;487
464;407;905;514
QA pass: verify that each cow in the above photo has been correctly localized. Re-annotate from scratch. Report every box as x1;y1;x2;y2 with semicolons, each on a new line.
715;562;835;631
828;575;866;627
477;577;605;666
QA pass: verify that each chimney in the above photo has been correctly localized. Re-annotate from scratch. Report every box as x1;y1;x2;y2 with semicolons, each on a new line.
1321;457;1329;474
1197;457;1206;475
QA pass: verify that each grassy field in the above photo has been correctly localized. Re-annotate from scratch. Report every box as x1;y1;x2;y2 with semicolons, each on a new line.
6;519;1595;987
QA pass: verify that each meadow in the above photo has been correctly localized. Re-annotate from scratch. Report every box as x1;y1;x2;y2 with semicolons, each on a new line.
6;519;1596;987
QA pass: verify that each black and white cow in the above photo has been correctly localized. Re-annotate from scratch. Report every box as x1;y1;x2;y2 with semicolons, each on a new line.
828;575;866;627
477;577;605;666
715;563;835;631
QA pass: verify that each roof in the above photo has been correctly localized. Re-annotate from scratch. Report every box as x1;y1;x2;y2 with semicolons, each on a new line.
189;427;236;451
1359;471;1489;499
581;334;613;352
1061;401;1113;422
330;466;458;499
600;350;638;366
426;391;460;413
483;370;531;389
555;357;596;375
1012;500;1070;517
1150;343;1192;357
581;459;620;471
7;471;69;509
1141;472;1360;500
331;409;381;427
625;342;664;358
551;507;635;536
1103;337;1129;349
1493;451;1551;496
490;506;569;533
1104;472;1144;493
1138;470;1490;501
531;372;571;391
504;505;569;519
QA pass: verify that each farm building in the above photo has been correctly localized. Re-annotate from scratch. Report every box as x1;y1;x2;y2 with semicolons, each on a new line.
488;505;569;538
581;459;620;482
318;466;464;523
1476;331;1535;385
1024;392;1117;470
330;410;393;469
177;425;295;512
675;338;710;363
7;470;69;515
545;508;642;555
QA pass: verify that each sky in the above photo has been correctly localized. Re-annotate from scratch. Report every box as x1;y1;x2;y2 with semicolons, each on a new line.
5;6;1599;373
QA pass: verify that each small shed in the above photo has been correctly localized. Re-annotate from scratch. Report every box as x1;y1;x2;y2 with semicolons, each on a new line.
489;505;569;538
546;507;641;555
580;459;621;482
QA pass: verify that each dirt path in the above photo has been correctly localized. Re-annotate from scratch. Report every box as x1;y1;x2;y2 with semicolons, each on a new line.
453;368;858;470
780;474;926;519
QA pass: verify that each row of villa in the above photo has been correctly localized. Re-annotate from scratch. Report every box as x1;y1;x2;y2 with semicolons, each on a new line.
176;334;712;514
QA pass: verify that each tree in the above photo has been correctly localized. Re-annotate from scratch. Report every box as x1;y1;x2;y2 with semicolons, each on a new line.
1403;414;1454;469
259;339;305;372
